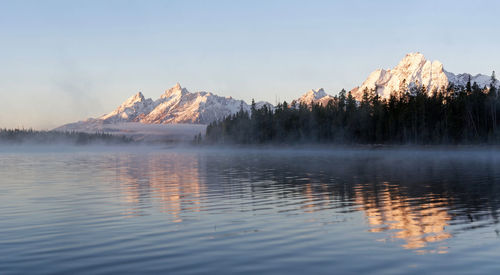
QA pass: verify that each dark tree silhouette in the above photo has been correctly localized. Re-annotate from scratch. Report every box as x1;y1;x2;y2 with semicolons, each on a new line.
206;75;500;145
0;129;132;145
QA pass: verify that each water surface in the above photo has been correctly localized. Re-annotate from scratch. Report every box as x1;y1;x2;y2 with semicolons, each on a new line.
1;147;499;274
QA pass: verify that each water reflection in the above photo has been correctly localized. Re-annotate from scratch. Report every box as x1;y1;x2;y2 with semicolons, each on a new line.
2;149;500;274
195;150;500;253
105;150;500;253
111;153;205;222
355;183;451;253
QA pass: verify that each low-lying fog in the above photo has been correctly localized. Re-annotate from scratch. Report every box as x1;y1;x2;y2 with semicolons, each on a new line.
3;142;500;158
2;144;500;274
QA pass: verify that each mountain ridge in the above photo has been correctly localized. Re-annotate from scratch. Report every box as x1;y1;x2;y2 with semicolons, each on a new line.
350;52;497;100
56;53;498;133
56;83;273;132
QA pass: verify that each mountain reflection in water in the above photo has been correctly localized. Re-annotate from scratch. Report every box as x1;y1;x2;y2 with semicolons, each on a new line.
109;150;500;254
111;153;205;221
3;148;499;274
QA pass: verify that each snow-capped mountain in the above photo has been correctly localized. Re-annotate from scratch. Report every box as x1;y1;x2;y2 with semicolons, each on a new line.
56;52;498;135
294;88;335;106
56;83;273;132
99;92;155;123
101;83;252;124
351;52;497;100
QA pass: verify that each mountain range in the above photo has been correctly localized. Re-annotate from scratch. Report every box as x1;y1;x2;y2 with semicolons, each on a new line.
97;83;274;125
56;83;272;133
351;52;496;100
56;52;498;134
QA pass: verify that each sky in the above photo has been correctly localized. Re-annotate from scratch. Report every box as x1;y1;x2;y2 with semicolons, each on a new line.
1;0;499;129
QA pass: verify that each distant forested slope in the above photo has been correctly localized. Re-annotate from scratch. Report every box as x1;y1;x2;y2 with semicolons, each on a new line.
0;129;132;145
205;75;500;145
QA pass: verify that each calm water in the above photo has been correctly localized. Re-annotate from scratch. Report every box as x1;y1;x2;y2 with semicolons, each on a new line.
1;147;500;274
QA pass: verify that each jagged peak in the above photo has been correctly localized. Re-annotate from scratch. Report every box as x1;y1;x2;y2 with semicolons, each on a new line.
404;52;425;59
350;52;453;100
303;88;327;100
295;88;334;106
134;91;145;99
396;52;428;70
120;91;145;107
161;83;188;99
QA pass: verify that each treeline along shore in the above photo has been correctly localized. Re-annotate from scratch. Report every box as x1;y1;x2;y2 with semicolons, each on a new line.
0;128;132;145
205;75;500;145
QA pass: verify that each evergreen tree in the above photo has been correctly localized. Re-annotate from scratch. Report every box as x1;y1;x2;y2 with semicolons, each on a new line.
205;82;500;145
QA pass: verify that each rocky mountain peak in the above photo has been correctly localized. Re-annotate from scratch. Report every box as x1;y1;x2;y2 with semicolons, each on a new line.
396;52;427;70
296;88;335;106
161;83;188;99
352;53;458;100
121;92;145;107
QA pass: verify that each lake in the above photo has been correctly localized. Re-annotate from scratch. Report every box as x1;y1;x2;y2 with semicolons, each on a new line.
1;147;499;274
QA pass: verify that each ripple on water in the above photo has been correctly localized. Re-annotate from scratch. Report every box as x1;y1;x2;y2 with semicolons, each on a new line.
1;149;500;274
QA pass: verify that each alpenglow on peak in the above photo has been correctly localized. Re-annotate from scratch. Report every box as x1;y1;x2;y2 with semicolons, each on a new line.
294;88;335;106
55;83;275;131
350;52;497;100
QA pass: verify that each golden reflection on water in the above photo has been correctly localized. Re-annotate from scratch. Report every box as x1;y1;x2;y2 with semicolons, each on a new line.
113;154;204;222
109;153;458;254
301;183;333;213
354;183;451;254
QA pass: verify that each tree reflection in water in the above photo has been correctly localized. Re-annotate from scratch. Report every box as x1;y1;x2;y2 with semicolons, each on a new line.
107;149;500;253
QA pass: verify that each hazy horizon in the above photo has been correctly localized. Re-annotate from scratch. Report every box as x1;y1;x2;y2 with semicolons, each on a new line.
1;0;499;129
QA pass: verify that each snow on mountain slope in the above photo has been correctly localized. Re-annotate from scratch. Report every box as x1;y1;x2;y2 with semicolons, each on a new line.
141;84;248;124
55;52;497;136
254;101;274;110
351;52;497;100
99;92;155;123
56;83;274;133
294;88;336;106
444;72;493;88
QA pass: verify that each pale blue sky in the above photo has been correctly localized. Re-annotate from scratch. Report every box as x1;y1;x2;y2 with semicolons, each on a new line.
1;0;499;129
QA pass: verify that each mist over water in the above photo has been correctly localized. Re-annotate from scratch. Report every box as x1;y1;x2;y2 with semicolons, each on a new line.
1;148;500;274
